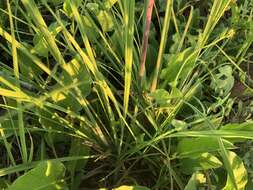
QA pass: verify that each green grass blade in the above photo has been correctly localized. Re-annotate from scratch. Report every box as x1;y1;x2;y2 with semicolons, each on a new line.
7;0;27;163
0;155;96;177
70;1;97;68
176;6;193;53
123;0;135;117
150;0;173;92
20;0;65;65
0;127;16;166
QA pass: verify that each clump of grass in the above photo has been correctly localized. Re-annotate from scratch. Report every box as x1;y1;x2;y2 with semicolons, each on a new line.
0;0;253;189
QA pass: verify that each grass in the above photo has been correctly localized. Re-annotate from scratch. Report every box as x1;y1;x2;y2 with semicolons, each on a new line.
0;0;253;189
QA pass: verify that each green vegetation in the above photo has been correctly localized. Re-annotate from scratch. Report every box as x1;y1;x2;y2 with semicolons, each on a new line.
0;0;253;189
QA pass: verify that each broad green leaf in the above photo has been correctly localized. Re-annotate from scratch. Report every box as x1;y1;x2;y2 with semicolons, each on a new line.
149;89;170;106
149;88;182;106
184;172;206;190
211;65;234;96
161;54;179;83
8;161;67;190
112;185;150;190
177;137;235;157
198;152;222;169
171;119;187;131
180;153;222;174
223;151;248;190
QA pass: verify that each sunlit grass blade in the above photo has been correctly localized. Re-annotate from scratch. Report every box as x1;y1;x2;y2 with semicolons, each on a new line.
7;0;27;163
69;0;97;68
0;88;28;100
0;26;52;75
198;0;233;49
150;0;173;92
20;0;65;65
123;0;135;117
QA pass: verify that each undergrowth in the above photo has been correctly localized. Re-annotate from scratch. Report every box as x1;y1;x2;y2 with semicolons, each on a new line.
0;0;253;189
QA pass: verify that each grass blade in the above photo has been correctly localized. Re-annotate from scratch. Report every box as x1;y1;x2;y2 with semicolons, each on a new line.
150;0;173;92
7;0;27;163
123;0;135;117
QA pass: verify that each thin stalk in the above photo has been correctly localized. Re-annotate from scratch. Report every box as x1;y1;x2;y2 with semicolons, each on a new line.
176;6;193;53
171;7;179;34
0;128;16;166
139;0;155;87
150;0;173;92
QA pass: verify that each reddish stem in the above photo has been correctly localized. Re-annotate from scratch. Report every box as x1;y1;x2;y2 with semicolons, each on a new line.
139;0;155;81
